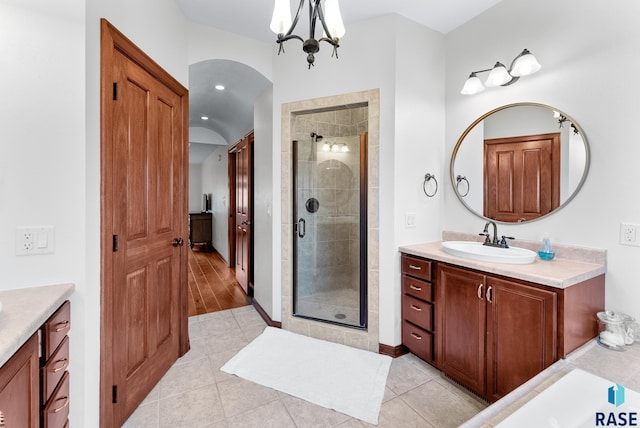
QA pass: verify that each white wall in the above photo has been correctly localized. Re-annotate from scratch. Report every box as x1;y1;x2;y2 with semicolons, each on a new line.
201;146;230;260
189;163;203;212
445;0;640;320
0;0;86;423
254;87;276;317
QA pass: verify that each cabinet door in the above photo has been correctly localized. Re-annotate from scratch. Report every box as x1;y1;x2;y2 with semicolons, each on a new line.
486;276;557;401
437;264;486;396
0;334;39;428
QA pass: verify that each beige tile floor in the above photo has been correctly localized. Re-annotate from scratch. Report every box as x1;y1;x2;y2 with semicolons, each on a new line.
123;305;487;428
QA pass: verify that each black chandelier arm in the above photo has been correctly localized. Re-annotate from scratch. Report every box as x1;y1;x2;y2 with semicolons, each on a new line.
277;33;305;44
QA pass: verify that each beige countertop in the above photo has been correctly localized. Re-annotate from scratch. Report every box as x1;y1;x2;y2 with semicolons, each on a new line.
0;283;74;367
399;240;606;289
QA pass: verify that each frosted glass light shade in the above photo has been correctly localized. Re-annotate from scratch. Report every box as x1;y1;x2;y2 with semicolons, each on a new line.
461;73;485;95
485;62;512;87
510;50;541;77
270;0;292;34
323;0;346;38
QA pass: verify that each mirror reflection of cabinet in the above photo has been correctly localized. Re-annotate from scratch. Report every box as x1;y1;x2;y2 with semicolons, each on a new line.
188;212;212;249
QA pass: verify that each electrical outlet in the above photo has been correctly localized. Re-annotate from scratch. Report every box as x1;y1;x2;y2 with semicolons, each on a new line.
619;223;640;246
15;226;55;255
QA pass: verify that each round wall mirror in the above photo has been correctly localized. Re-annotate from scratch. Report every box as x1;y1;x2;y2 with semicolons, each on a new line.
450;103;590;223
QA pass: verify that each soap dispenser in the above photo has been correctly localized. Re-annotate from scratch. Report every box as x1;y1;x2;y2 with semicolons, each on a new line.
538;233;555;261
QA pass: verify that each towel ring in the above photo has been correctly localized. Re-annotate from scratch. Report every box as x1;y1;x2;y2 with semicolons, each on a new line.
423;173;438;197
456;175;469;197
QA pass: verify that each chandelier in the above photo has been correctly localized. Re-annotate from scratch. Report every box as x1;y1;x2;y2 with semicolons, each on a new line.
270;0;346;68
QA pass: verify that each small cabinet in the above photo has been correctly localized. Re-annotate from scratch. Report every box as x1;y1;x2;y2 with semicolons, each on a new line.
0;334;39;428
436;264;557;401
401;255;435;363
189;212;212;249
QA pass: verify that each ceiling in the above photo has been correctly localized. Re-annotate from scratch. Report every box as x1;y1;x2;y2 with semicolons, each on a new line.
182;0;504;164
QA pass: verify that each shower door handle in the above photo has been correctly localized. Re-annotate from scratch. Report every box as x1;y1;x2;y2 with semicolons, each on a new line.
296;218;306;238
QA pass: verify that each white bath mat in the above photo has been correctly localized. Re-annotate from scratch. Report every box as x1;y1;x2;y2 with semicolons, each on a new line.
221;326;391;425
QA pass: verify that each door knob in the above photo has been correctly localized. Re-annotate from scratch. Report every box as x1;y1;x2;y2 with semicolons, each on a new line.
172;237;184;247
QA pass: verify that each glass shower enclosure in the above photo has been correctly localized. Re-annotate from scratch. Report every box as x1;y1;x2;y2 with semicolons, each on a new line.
292;132;367;328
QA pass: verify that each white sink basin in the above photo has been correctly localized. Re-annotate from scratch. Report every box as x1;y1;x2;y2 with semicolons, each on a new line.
441;241;536;265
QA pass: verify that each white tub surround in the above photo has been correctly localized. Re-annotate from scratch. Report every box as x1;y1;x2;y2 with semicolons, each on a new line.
0;283;74;367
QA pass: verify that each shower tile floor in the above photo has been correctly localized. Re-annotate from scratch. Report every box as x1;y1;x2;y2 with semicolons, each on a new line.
296;287;361;326
123;305;488;428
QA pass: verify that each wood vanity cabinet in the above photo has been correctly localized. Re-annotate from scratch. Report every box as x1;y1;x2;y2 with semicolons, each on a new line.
401;255;435;363
436;264;556;401
41;300;71;428
0;333;39;428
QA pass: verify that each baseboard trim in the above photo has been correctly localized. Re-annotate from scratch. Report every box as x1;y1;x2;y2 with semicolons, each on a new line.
379;343;408;358
252;299;282;328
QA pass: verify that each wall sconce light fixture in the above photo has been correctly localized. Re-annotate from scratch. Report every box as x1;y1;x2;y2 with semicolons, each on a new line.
461;49;541;95
270;0;346;69
553;110;579;135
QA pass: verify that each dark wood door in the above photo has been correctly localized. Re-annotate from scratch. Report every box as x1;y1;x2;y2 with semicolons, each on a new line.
485;276;557;401
437;264;486;396
0;334;39;428
484;133;560;222
100;20;189;427
231;133;253;294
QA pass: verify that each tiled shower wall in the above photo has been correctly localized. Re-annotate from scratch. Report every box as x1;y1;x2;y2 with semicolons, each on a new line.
293;110;366;301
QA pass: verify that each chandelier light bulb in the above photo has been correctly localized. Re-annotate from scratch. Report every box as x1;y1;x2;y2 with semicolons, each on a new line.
270;0;292;34
323;0;346;38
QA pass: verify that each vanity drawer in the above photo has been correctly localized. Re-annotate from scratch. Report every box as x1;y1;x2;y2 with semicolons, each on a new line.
403;275;433;302
42;371;69;428
42;301;71;361
41;336;69;404
403;294;433;331
401;255;431;281
402;320;433;362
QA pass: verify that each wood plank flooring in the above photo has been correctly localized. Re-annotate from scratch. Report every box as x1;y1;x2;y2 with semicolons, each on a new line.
187;246;251;316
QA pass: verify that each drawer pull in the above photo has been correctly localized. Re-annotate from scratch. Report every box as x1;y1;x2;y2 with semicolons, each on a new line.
54;320;70;332
477;283;484;300
410;304;422;312
409;285;422;291
410;332;423;340
50;357;69;373
408;264;422;271
50;396;69;414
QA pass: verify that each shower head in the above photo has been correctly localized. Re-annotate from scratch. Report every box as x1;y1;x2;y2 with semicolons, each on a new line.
310;132;323;142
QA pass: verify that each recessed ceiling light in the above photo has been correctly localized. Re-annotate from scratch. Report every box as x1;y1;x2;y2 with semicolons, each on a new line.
201;116;209;120
215;84;225;91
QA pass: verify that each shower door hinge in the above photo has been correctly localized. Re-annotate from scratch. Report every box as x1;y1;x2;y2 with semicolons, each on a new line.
112;385;118;403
